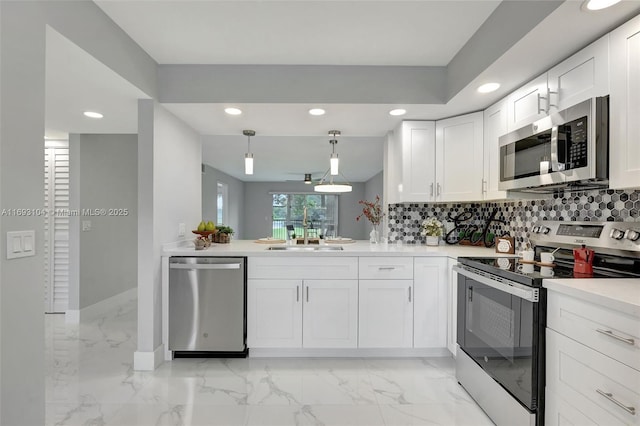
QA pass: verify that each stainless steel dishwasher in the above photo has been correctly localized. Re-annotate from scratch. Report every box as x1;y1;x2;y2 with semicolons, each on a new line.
169;257;247;357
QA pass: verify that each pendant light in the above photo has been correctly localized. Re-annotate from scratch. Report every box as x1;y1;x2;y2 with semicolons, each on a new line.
314;130;352;193
243;129;255;175
304;173;313;184
329;130;340;175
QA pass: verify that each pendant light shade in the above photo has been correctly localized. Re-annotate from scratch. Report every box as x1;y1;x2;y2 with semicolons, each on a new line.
243;130;255;175
314;130;352;193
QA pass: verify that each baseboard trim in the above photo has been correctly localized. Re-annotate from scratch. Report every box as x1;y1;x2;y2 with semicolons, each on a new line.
134;344;165;371
65;310;80;324
248;347;450;358
76;287;137;323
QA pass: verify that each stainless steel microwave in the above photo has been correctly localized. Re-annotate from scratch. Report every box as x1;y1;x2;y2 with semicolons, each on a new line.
498;96;609;193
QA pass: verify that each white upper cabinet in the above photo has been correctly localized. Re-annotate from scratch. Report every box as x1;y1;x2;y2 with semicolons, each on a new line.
547;35;609;111
388;121;436;203
483;99;508;201
610;14;640;189
506;73;548;132
435;112;484;202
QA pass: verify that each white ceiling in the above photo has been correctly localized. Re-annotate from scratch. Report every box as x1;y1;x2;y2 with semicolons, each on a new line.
45;1;640;182
93;0;501;66
45;27;149;140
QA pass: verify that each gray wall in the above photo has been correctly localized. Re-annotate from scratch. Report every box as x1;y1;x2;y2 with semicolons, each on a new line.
202;164;245;239
365;171;384;205
243;181;368;240
0;1;156;423
78;134;137;309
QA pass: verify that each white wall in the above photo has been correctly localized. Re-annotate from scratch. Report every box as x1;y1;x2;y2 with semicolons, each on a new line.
78;134;138;309
136;101;202;368
202;164;245;239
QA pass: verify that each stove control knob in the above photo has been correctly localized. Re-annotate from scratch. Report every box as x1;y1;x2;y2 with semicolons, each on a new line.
532;226;540;233
610;228;625;240
624;229;640;242
541;226;551;235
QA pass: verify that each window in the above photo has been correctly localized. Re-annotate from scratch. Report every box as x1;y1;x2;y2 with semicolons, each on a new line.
217;182;228;225
272;193;339;239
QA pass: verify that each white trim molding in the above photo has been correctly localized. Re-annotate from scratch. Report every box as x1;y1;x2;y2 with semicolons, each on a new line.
134;344;165;371
65;288;136;324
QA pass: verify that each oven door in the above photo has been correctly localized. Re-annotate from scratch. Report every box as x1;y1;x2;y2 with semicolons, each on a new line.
454;265;543;411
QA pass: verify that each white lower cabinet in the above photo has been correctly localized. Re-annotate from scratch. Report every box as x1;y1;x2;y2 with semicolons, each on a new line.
413;257;448;349
546;290;640;426
247;279;303;348
248;278;358;348
302;280;358;348
358;279;413;348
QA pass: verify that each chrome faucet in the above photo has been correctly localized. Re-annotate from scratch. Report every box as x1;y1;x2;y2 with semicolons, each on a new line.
303;206;309;245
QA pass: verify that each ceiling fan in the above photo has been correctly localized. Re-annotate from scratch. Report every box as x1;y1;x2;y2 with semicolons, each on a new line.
285;172;323;184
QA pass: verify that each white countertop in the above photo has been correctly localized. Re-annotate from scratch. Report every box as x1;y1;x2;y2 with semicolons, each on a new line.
544;278;640;317
163;239;504;258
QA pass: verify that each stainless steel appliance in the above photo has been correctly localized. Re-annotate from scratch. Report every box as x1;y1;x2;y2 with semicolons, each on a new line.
499;97;609;193
454;221;640;426
169;257;248;357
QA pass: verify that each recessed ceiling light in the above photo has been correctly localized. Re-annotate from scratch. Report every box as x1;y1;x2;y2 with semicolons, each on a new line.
309;108;326;116
224;107;242;115
83;111;103;119
583;0;621;10
389;109;407;116
477;82;501;93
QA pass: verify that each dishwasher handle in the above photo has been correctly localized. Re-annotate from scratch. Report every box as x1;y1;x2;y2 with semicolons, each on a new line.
170;263;241;270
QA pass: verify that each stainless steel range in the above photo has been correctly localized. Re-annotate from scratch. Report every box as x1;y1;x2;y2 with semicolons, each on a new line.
453;221;640;426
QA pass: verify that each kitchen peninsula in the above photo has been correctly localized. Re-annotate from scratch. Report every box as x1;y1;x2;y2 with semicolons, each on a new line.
162;240;503;362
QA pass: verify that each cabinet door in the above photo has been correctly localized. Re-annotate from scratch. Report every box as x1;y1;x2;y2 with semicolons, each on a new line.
435;112;484;202
447;257;458;355
548;35;609;111
413;257;448;349
483;99;508;201
302;280;358;348
506;73;548;132
400;121;436;202
247;279;302;348
359;279;413;348
610;15;640;189
384;130;400;205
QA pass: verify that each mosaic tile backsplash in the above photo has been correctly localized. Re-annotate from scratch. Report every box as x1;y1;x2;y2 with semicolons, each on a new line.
387;188;640;249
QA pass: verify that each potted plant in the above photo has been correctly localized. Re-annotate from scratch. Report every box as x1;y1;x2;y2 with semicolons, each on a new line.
214;225;234;243
421;217;443;246
356;195;385;243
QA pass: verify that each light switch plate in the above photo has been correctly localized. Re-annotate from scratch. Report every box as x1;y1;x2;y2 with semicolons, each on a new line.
178;223;186;237
6;230;35;259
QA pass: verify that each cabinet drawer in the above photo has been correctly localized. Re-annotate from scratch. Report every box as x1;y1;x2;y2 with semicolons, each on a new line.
248;257;358;279
547;329;640;425
358;257;413;279
547;292;640;371
545;389;599;426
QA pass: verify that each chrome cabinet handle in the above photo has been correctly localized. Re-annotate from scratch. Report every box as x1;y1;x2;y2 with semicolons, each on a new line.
430;183;434;197
482;179;487;194
537;92;549;114
408;286;412;302
306;286;309;302
596;328;635;345
296;285;300;302
436;183;441;196
596;389;636;415
378;267;396;271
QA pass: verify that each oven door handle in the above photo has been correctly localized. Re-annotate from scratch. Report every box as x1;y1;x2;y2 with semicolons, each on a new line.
453;264;539;303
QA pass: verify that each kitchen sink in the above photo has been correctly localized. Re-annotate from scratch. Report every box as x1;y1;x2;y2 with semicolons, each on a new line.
267;245;344;251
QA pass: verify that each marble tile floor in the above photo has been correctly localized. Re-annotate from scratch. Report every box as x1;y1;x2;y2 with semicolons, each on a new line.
45;299;493;426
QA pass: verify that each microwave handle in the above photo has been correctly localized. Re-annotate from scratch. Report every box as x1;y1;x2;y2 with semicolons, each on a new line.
550;126;564;172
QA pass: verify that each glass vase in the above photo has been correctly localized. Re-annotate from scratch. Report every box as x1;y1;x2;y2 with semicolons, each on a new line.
369;224;380;244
